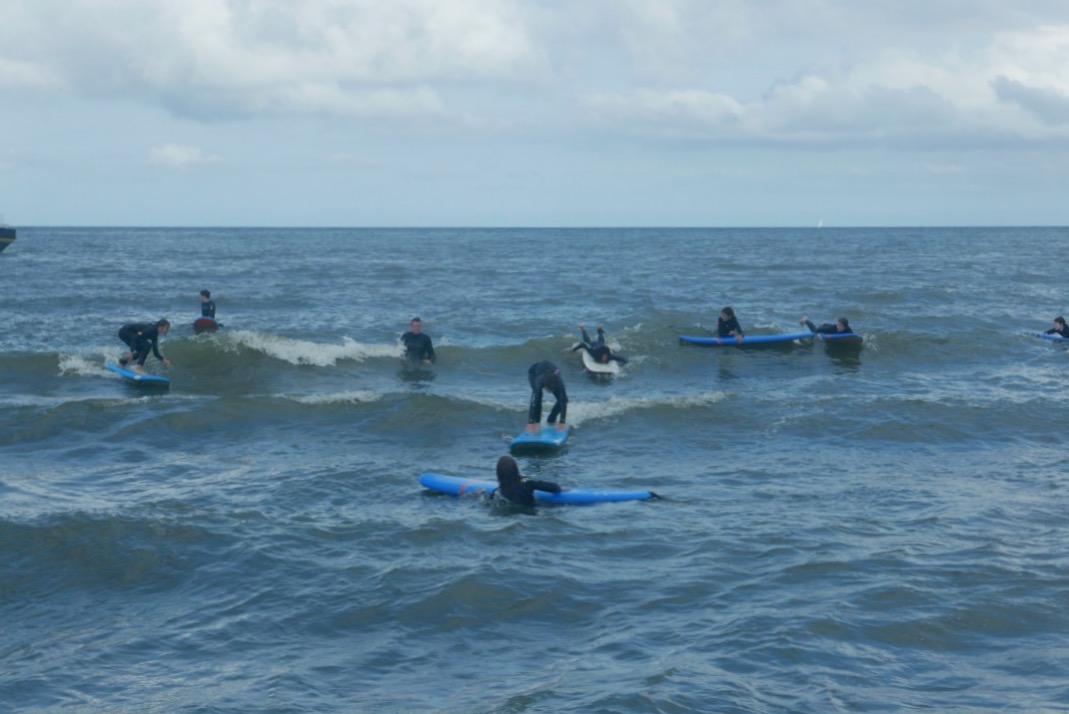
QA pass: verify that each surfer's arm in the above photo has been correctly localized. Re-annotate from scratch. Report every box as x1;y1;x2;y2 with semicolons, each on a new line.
527;479;561;495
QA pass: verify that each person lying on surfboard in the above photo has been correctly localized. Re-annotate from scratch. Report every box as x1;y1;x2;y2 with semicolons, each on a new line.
717;307;744;343
401;316;436;364
117;319;172;374
494;455;562;508
800;315;853;335
1043;316;1069;339
527;360;567;433
570;323;629;364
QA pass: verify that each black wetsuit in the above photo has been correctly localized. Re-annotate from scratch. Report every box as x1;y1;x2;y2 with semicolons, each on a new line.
401;331;436;362
571;327;629;364
804;319;852;335
1044;326;1069;339
495;477;562;508
527;360;568;425
717;316;743;338
201;300;216;318
118;323;166;366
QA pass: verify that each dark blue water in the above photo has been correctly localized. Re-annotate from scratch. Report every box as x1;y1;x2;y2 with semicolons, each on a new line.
3;227;1069;712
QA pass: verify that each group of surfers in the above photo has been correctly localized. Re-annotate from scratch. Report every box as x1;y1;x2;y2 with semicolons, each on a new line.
112;298;1069;508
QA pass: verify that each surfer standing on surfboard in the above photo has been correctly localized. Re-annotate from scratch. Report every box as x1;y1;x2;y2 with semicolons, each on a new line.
117;319;172;374
527;360;568;433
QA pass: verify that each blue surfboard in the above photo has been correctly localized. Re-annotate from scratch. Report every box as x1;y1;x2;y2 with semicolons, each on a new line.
419;473;658;505
1036;332;1068;342
106;362;171;386
510;425;570;454
679;331;815;347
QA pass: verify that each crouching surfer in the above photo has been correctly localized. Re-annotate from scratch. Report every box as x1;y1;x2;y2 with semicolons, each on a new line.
118;319;172;374
527;360;567;433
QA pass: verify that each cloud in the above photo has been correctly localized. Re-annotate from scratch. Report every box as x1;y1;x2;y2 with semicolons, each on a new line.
0;0;545;120
148;144;221;169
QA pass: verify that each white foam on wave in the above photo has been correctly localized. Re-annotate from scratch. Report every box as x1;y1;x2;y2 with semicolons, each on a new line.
222;330;401;366
290;390;383;405
58;354;113;377
563;391;728;427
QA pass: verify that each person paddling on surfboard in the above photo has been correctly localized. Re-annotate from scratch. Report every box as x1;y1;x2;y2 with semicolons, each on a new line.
494;455;562;508
118;319;172;375
717;307;744;343
570;323;628;364
527;360;567;433
1044;316;1069;339
401;316;436;364
800;315;853;335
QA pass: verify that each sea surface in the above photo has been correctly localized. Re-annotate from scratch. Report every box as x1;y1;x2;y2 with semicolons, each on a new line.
2;226;1069;713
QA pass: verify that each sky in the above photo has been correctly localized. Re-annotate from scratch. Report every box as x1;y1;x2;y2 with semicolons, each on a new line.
2;0;1068;227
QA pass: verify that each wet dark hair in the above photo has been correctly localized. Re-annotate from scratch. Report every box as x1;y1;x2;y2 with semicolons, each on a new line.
721;307;735;318
838;317;851;330
411;316;422;324
156;319;171;328
200;289;211;298
1056;316;1066;327
496;455;522;491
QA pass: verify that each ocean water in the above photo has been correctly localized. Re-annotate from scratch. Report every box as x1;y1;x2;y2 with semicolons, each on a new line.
2;226;1069;713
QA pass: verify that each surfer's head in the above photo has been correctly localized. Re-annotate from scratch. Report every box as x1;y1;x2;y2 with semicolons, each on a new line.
200;289;211;300
496;455;522;488
156;318;171;334
410;317;423;334
837;317;850;332
1056;316;1066;329
720;307;735;320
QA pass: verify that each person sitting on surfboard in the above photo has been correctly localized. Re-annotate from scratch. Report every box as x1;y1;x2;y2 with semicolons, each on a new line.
401;316;436;364
527;360;567;433
800;315;853;335
717;307;744;342
118;319;172;374
494;455;561;508
570;324;628;364
1044;316;1069;339
199;289;216;318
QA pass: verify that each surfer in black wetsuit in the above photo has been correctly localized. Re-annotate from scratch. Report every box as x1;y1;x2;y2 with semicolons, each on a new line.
199;289;216;318
800;315;853;335
527;360;567;432
717;307;744;342
494;455;562;508
401;316;436;364
118;319;172;374
570;323;628;364
1044;316;1069;339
